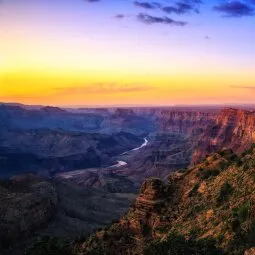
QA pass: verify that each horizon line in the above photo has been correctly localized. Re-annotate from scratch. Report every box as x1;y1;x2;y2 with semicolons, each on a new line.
1;101;255;109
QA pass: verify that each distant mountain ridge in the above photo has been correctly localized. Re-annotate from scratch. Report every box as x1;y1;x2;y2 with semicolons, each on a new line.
1;104;255;178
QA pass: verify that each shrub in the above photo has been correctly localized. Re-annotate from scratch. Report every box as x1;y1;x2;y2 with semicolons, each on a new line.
200;169;220;180
236;202;250;223
189;183;199;197
24;236;71;255
217;182;233;204
144;232;223;255
241;144;255;157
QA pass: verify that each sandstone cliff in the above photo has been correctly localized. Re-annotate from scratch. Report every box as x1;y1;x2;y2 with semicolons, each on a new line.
156;110;216;135
192;108;255;163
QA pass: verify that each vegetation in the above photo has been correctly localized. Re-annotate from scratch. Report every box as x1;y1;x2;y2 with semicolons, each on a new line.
24;237;71;255
200;168;220;180
58;145;255;255
189;183;199;197
241;144;255;157
217;182;233;204
144;232;223;255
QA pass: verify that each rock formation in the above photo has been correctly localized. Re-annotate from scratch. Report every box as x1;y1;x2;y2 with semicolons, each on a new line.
245;248;255;255
192;108;255;163
78;146;255;255
0;174;58;250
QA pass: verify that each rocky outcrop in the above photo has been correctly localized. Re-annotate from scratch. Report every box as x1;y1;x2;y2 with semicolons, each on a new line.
156;110;216;135
0;174;57;249
245;248;255;255
125;178;168;238
150;108;255;164
78;146;255;255
192;108;255;163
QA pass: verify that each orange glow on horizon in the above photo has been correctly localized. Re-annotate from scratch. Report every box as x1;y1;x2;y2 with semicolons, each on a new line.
1;68;254;106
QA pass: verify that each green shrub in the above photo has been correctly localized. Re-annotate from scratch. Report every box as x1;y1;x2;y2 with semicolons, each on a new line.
236;202;250;223
217;182;233;204
200;168;220;180
189;183;199;197
241;144;255;157
24;236;71;255
144;232;223;255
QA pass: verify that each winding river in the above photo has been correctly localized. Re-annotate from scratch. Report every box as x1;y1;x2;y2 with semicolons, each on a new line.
58;138;148;179
110;138;148;168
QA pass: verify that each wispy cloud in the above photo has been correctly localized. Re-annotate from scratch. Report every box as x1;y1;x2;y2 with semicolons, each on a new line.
54;83;154;96
162;1;200;15
133;1;161;9
83;0;101;2
231;85;255;90
114;14;126;20
137;13;187;26
84;0;255;26
213;1;254;17
133;1;161;10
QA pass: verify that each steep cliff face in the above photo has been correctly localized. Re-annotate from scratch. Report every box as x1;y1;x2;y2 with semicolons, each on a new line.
156;110;216;135
152;108;255;165
192;109;255;163
0;174;58;250
78;146;255;255
101;108;156;135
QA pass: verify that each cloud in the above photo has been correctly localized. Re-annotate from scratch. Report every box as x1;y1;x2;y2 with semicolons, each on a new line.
213;1;254;17
162;1;200;15
133;1;161;9
54;83;154;96
83;0;101;2
83;0;255;27
114;14;126;20
231;85;255;90
137;13;187;26
160;0;202;15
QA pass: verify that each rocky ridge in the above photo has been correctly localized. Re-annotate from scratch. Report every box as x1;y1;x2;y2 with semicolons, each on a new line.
78;146;255;255
192;108;255;163
0;174;58;251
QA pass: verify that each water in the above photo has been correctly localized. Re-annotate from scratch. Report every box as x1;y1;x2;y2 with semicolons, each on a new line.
121;138;148;156
111;137;148;168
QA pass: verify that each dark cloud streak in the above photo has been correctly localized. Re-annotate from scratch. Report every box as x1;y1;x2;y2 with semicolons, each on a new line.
213;1;254;17
137;13;187;26
133;1;161;9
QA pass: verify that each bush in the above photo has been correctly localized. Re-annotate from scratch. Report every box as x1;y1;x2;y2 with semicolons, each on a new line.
235;202;250;223
217;182;233;204
189;183;199;197
241;144;255;157
200;169;220;180
144;232;223;255
197;168;220;180
24;236;71;255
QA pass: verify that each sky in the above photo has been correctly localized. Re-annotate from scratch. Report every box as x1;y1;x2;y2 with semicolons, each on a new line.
0;0;255;106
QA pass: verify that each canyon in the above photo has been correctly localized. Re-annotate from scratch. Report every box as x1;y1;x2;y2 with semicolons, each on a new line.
77;147;255;255
0;103;255;254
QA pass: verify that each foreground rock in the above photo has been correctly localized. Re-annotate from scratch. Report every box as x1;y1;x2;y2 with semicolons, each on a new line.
0;174;57;250
77;146;255;255
245;248;255;255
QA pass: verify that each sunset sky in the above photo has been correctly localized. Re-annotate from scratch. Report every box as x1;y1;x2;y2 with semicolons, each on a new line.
0;0;255;106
